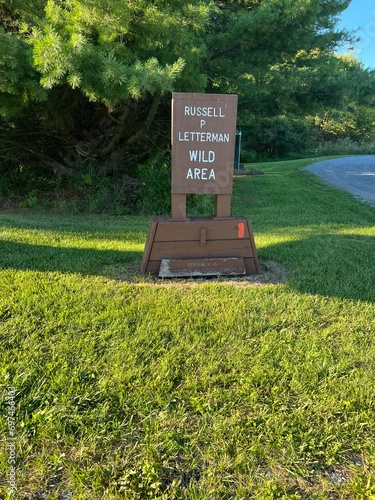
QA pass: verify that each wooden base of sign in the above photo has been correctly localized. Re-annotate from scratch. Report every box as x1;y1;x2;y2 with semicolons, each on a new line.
159;257;246;278
141;216;259;277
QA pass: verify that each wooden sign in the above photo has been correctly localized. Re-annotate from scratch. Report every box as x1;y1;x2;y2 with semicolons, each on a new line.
141;92;259;278
171;93;238;195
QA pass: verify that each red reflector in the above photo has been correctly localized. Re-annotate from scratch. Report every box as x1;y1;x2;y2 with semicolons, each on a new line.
238;222;245;238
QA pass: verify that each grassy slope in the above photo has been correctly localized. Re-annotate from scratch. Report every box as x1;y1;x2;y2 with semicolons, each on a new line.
0;157;374;499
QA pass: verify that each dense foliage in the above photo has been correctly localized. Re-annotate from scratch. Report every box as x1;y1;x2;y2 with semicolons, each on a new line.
205;1;375;157
0;0;209;177
1;0;375;208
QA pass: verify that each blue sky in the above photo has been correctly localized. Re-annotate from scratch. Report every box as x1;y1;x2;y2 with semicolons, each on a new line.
337;0;375;69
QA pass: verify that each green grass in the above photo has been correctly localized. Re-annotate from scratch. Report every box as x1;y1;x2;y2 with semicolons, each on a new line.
0;157;374;499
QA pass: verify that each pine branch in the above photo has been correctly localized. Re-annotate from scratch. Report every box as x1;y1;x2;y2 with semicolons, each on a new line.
124;91;162;146
98;100;132;157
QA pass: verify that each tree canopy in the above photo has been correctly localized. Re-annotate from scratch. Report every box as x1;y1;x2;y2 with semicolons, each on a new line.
1;0;374;181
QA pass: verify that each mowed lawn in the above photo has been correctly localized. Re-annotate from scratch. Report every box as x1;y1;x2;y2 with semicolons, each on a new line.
0;158;374;499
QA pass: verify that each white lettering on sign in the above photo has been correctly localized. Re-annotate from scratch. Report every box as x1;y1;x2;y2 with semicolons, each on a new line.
178;132;230;142
184;106;225;118
189;150;215;163
186;168;216;180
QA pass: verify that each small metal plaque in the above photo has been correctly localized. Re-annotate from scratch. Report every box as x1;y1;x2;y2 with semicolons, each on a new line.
159;257;246;278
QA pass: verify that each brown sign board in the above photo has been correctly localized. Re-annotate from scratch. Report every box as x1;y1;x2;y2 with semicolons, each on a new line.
171;92;238;194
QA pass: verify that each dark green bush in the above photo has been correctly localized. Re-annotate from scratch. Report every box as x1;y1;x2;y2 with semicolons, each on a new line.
135;149;171;215
241;116;315;160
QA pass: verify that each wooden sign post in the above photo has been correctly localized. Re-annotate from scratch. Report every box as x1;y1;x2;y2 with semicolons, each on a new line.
141;92;259;277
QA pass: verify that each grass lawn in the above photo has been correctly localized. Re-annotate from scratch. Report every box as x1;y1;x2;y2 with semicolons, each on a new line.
0;157;374;499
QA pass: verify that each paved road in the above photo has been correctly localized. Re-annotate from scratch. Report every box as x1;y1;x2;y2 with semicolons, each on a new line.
307;156;375;206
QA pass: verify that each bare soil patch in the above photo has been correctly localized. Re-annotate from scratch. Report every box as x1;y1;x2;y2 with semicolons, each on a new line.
104;259;288;287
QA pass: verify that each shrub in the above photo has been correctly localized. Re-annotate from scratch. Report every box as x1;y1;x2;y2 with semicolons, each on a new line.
241;116;315;160
315;138;375;156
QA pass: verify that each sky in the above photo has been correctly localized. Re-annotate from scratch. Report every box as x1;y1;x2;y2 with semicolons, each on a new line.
337;0;375;69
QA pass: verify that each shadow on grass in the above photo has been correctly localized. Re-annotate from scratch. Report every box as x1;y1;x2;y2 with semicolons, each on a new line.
0;240;142;276
260;233;375;303
1;233;374;303
0;213;374;302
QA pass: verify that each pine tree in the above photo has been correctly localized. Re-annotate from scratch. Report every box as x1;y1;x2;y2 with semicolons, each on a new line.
1;0;374;179
0;0;210;175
